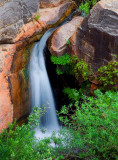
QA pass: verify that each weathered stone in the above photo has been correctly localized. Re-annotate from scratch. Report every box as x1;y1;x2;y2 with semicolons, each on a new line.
0;0;39;43
39;0;81;8
48;16;84;57
88;0;118;37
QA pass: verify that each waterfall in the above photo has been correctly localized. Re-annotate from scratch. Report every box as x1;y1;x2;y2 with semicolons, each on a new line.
29;28;59;137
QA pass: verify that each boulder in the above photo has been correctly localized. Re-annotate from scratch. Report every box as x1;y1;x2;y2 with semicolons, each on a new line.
48;16;84;57
88;0;118;37
0;0;76;132
76;0;118;71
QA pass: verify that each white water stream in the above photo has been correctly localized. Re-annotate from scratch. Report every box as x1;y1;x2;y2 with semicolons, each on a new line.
29;28;59;138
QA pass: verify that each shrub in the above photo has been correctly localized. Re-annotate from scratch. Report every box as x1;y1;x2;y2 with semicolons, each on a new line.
97;61;118;90
79;0;98;17
63;81;91;103
1;90;118;159
51;53;118;91
0;107;53;160
63;87;81;102
51;54;92;82
59;90;118;159
73;59;92;81
51;53;72;75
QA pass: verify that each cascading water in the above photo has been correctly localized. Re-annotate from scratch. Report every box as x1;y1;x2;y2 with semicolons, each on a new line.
29;28;59;138
29;11;77;138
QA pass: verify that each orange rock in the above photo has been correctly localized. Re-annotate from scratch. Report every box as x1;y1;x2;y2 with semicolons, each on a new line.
0;74;13;132
8;71;30;120
48;16;84;56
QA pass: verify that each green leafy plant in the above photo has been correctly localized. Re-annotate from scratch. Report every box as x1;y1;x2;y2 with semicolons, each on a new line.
79;1;90;17
97;61;118;90
63;82;91;103
1;90;118;159
51;53;71;65
0;107;53;160
51;53;72;75
79;0;98;17
63;87;81;102
51;54;92;81
51;53;118;91
73;59;92;81
35;14;40;21
59;89;118;159
65;39;71;45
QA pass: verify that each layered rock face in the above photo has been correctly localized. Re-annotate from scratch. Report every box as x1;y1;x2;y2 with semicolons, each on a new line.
0;0;76;132
48;0;118;72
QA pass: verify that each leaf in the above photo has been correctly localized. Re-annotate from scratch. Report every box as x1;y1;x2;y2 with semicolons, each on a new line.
35;14;40;21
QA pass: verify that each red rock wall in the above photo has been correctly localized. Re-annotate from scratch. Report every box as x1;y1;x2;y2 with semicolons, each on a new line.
0;74;13;131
